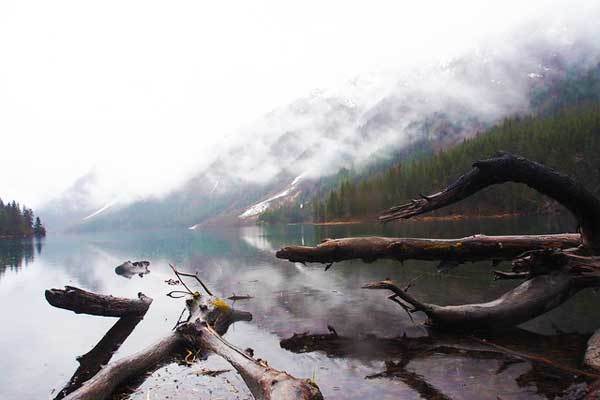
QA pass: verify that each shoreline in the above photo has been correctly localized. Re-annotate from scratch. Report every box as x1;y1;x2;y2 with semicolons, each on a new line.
0;234;44;240
298;212;526;226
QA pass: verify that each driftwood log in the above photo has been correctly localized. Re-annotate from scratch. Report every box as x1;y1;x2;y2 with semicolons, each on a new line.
276;234;580;265
276;152;600;381
181;317;323;400
45;286;152;317
50;267;323;400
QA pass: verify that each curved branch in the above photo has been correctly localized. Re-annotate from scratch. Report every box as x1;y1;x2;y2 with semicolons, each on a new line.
379;153;600;249
276;234;580;264
363;272;590;330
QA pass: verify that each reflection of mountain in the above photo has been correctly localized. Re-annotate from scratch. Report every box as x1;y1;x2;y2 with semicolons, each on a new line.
0;238;42;278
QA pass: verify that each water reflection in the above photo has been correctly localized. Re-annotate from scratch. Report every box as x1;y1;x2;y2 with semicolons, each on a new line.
0;237;43;274
0;217;595;400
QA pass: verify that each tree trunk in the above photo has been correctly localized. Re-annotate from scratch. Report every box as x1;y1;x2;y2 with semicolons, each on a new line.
378;153;600;250
276;234;580;265
182;319;323;400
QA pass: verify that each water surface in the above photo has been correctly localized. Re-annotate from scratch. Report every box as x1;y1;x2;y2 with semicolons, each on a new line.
0;216;596;399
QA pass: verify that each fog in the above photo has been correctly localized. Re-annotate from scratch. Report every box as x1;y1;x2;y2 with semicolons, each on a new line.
1;0;599;209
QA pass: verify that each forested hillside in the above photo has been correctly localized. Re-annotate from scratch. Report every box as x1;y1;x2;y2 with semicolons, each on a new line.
0;199;46;238
260;102;600;223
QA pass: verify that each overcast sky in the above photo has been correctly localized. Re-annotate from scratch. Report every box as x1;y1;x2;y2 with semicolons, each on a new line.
0;0;596;207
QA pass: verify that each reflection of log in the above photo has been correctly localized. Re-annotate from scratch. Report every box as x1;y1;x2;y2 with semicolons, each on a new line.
281;330;593;399
379;153;600;250
63;333;185;400
276;234;580;264
183;318;323;400
54;315;144;400
362;273;593;330
45;286;152;317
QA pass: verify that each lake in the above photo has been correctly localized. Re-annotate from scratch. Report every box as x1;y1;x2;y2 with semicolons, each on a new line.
0;216;597;399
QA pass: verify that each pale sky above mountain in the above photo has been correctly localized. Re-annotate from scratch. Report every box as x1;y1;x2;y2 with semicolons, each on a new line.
0;0;597;207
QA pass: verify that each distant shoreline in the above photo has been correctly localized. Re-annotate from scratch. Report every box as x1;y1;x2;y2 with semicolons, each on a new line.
0;234;43;240
297;212;525;226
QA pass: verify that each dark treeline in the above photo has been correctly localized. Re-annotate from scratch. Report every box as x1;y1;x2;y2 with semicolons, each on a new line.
260;102;600;223
0;199;46;238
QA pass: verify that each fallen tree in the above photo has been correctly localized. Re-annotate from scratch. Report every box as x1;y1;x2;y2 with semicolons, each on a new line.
276;233;580;265
277;153;600;374
49;266;323;400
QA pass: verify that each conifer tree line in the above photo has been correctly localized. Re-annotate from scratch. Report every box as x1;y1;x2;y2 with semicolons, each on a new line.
0;198;46;238
259;102;600;224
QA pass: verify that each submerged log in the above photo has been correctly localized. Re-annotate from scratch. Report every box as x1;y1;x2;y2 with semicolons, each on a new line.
45;286;152;317
276;234;580;265
115;260;150;279
182;319;323;400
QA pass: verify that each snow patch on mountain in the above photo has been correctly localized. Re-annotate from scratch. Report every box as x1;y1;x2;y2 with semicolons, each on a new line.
238;174;305;218
82;200;116;221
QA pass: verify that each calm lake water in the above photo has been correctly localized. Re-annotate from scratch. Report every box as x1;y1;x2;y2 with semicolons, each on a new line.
0;216;597;399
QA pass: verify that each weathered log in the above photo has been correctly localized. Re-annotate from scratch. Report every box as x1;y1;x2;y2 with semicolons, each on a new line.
362;271;597;330
379;152;600;250
115;260;150;279
276;234;580;265
45;286;152;317
62;284;322;400
181;318;323;400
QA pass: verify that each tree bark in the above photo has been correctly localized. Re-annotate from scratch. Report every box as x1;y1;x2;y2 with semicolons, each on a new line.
45;286;153;317
276;234;580;265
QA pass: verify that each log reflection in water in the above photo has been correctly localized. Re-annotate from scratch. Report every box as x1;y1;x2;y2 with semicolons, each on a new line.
280;329;593;399
54;315;144;400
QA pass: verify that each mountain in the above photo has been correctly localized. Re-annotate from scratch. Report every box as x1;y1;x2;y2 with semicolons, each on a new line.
40;32;600;232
